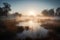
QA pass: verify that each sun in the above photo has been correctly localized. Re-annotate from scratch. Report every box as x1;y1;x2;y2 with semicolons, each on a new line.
29;11;35;16
27;10;37;16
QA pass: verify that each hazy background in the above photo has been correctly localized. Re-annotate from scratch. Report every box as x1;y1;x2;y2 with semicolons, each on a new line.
0;0;60;40
0;0;60;14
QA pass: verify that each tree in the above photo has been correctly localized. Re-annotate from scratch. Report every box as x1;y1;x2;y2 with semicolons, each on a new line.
42;9;55;16
48;9;54;16
56;7;60;16
42;9;49;16
0;7;3;16
3;3;11;16
14;12;22;17
0;3;11;16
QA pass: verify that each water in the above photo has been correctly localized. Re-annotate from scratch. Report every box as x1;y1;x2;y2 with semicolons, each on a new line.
16;20;49;39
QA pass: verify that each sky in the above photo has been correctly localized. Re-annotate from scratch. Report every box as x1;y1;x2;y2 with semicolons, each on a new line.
0;0;60;14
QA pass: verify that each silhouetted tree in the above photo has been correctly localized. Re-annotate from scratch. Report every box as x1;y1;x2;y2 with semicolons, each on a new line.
48;9;54;16
56;7;60;16
42;9;55;16
14;12;22;17
42;9;49;16
3;3;11;16
0;7;3;16
0;3;11;16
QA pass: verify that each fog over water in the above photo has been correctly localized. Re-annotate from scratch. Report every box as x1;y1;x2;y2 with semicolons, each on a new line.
16;20;49;39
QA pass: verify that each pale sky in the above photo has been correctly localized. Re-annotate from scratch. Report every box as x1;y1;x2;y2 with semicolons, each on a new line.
0;0;60;14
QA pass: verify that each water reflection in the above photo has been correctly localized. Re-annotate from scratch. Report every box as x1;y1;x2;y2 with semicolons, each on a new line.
16;20;49;39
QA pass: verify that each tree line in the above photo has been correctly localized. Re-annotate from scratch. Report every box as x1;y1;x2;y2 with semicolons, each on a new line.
42;7;60;16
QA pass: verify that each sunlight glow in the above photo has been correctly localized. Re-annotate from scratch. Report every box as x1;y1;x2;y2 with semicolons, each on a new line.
27;10;37;16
